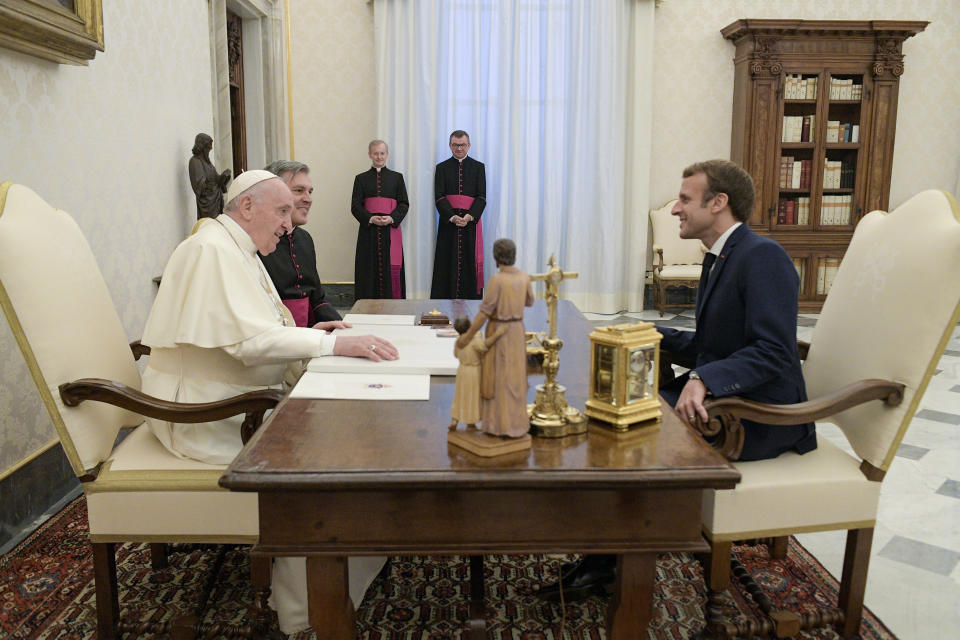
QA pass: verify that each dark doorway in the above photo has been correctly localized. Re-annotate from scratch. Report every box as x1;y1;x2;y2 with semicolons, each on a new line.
227;9;247;177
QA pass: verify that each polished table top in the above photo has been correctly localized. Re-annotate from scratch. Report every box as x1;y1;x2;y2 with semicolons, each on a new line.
221;299;738;493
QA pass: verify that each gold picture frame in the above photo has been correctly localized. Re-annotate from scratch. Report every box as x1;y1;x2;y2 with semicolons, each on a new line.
0;0;103;65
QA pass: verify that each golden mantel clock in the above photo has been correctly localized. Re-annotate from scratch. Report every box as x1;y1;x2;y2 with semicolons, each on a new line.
585;322;662;431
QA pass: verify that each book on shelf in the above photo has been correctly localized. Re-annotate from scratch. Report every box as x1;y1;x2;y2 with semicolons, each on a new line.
816;257;841;296
852;124;859;143
826;120;839;143
829;77;862;101
819;195;852;226
798;196;810;225
792;258;806;294
840;163;855;189
781;115;814;143
779;157;813;190
785;74;818;100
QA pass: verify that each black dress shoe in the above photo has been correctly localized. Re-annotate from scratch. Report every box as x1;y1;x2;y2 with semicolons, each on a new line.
536;555;616;602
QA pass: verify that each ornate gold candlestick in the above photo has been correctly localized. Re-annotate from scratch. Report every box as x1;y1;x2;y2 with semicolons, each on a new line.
527;255;587;437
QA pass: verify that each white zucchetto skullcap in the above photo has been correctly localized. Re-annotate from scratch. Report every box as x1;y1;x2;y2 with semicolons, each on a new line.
225;169;279;204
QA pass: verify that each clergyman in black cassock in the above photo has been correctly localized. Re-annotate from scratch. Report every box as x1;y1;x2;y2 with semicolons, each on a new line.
351;141;409;299
261;227;342;325
431;131;486;299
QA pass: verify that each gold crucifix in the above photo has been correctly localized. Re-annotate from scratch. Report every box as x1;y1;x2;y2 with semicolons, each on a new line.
529;254;578;341
527;255;586;437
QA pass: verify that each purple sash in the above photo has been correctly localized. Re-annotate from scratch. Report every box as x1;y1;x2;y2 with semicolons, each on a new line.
282;297;310;328
444;195;484;294
364;196;403;298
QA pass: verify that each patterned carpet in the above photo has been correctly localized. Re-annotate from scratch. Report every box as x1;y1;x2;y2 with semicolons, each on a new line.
0;498;895;639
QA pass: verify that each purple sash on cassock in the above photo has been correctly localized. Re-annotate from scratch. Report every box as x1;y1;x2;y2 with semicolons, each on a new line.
282;297;310;327
364;196;403;299
444;194;484;294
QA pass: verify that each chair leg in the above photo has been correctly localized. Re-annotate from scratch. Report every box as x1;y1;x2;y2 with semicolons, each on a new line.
702;540;737;639
92;542;119;640
768;536;789;560
657;282;666;317
149;542;169;570
838;527;874;639
249;553;285;639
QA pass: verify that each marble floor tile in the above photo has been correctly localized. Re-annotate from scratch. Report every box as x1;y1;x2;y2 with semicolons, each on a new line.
913;408;960;425
878;536;960;575
895;442;930;460
935;479;960;499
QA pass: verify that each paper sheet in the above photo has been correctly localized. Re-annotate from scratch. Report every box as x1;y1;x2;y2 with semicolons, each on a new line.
290;372;430;400
308;324;458;375
343;314;416;326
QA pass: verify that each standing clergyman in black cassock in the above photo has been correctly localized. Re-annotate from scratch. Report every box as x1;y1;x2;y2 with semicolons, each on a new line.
350;140;410;299
431;130;486;299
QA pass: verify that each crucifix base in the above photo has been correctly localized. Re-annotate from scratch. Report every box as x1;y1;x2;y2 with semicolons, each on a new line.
527;384;587;438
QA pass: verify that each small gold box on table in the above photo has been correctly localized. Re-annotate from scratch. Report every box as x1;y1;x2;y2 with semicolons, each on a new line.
419;309;450;326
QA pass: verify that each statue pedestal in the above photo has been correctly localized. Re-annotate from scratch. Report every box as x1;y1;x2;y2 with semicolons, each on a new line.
448;429;531;457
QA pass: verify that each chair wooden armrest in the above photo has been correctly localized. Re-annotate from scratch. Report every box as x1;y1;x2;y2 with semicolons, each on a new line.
59;379;285;448
653;247;664;273
700;379;904;461
797;340;810;360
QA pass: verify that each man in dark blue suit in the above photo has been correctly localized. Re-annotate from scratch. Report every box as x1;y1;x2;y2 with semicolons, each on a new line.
538;160;815;602
658;159;816;461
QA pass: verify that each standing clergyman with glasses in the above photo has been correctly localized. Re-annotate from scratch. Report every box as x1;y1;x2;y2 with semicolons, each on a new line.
431;130;487;299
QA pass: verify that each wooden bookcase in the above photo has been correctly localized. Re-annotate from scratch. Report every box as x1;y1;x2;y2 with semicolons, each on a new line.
722;20;927;311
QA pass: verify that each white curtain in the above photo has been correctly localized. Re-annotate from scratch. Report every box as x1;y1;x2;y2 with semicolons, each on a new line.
374;0;653;313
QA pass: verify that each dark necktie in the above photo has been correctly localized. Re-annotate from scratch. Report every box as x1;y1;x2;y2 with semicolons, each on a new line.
696;253;717;316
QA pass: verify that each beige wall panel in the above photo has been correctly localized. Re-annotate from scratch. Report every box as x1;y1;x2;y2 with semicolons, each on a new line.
288;0;376;283
0;1;214;474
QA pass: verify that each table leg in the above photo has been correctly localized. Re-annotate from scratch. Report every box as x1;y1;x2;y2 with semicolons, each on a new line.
468;555;486;640
606;552;657;640
306;556;356;640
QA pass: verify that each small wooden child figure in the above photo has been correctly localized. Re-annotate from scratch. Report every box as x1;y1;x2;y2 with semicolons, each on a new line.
450;315;506;431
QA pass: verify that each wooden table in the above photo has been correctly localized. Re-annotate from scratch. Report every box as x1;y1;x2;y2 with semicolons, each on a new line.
221;299;739;639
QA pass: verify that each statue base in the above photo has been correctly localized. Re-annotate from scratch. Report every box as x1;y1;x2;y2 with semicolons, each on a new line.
527;383;588;438
448;429;532;457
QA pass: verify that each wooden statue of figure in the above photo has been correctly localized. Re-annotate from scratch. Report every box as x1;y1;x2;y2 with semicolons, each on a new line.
456;238;534;438
449;316;506;431
188;133;231;219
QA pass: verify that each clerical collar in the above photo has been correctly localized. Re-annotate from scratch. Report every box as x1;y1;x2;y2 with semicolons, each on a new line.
709;222;742;258
217;213;257;255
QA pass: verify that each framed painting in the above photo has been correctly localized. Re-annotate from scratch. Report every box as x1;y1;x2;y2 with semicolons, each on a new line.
0;0;103;65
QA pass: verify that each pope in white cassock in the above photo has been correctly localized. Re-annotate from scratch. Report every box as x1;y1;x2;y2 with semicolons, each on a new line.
140;169;397;634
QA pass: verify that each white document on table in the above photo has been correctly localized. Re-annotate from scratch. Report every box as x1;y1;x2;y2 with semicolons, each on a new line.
307;324;458;375
343;313;416;326
290;371;430;400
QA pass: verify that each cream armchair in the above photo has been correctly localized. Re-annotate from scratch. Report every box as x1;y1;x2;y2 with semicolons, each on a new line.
649;199;707;316
0;183;283;639
688;190;960;639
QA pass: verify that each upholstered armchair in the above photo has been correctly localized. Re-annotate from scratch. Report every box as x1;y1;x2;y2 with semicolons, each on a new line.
649;199;707;316
685;190;960;639
0;183;284;639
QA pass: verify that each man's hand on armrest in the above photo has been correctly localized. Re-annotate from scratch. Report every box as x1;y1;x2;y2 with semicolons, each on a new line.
333;335;399;362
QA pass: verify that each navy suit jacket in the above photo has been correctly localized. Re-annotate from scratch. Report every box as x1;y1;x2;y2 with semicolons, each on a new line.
658;223;816;461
